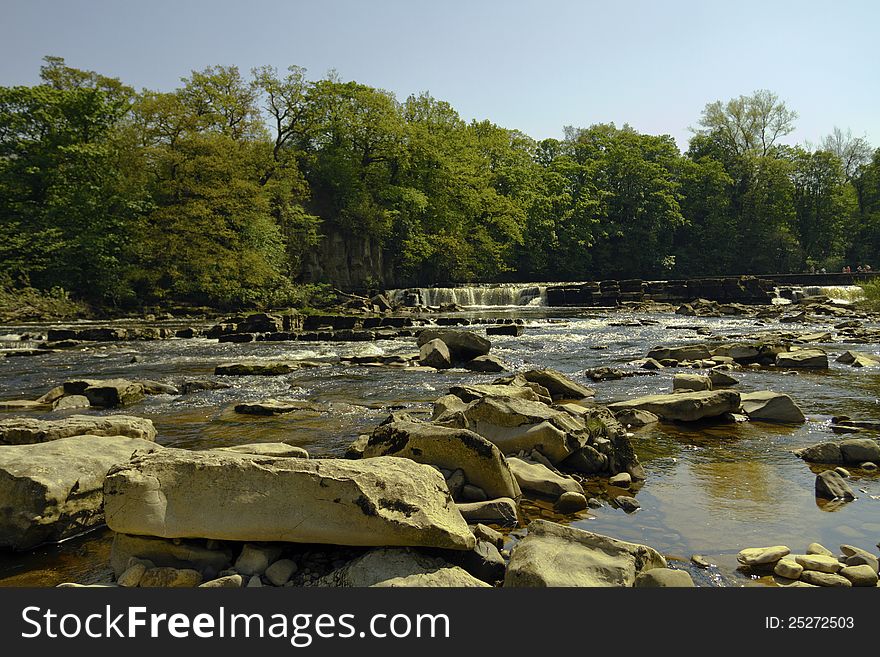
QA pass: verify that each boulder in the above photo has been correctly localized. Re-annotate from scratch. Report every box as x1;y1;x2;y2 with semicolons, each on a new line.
449;384;541;404
634;568;695;587
739;391;806;424
707;370;739;387
431;394;469;422
840;565;878;587
607;390;741;422
233;400;326;416
506;457;583;498
521;369;594;400
672;373;712;392
0;435;161;550
103;449;475;550
315;548;490;587
0;414;157;445
839;438;880;463
554;491;589;513
835;350;880;367
363;419;521;500
110;533;233;578
179;379;232;394
419;339;452;369
234;544;283;576
613;408;659;427
214;443;309;459
486;324;524;337
504;520;666;587
463;355;508;373
456;498;519;526
775;350;828;369
416;329;491;362
63;379;145;408
647;344;711;362
795;441;843;464
815;470;855;500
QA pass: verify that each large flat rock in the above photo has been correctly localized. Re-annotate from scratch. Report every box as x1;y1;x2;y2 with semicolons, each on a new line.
363;418;521;500
739;391;806;424
504;520;666;587
607;390;741;422
0;414;157;445
104;449;475;550
0;435;161;550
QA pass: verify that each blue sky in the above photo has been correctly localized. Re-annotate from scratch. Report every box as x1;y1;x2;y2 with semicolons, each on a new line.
2;0;877;150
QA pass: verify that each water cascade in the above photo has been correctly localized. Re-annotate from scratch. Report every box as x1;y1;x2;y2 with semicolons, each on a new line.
388;284;548;307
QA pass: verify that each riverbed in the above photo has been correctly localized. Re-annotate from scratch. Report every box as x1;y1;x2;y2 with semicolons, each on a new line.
1;305;879;586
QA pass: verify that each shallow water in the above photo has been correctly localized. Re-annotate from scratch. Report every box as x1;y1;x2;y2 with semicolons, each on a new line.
1;308;879;586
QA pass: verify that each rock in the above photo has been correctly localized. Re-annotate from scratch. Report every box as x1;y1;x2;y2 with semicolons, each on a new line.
463;355;508;373
0;435;161;550
647;344;711;362
460;484;487;502
215;362;299;376
641;358;664;370
0;400;51;411
707;370;739;387
416;329;491;362
234;544;283;576
472;523;504;550
364;418;521;500
840;565;879;586
199;574;243;588
504;520;666;587
63;379;145;408
52;395;91;411
215;443;309;459
737;546;790;566
315;548;489;587
506;457;583;497
139;380;180;395
634;568;695;587
691;555;711;569
839;438;880;463
418;338;452;369
795;442;843;464
840;545;879;573
179;379;232;394
521;369;594;400
836;350;880;367
486;324;524;337
554;492;588;513
815;470;855;500
607;390;741;422
673;373;712;392
613;408;659;427
446;539;507;583
0;414;157;445
35;386;66;404
103;449;475;550
445;469;465;499
794;554;841;573
246;576;262;588
807;543;834;557
265;559;298;586
233;400;326;416
139;567;202;588
774;559;803;579
456;498;518;526
460;396;586;463
110;533;232;578
117;563;147;587
609;472;632;488
431;394;469;421
775;349;828;369
614;496;640;513
799;571;851;587
739;391;806;424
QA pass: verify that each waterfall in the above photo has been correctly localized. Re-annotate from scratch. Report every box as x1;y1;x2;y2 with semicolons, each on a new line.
772;285;865;305
388;284;548;307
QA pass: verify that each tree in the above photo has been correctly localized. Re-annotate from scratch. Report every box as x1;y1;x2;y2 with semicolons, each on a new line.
821;127;872;181
694;89;797;157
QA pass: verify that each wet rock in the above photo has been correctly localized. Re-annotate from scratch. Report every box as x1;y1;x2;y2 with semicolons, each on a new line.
506;457;583;498
634;568;695;587
839;565;878;586
795;441;843;464
839;439;880;463
139;380;180;395
314;548;489;587
0;414;156;445
647;344;711;362
794;554;841;573
707;369;740;387
799;571;851;587
691;555;711;569
215;362;300;376
737;546;790;566
419;338;452;369
836;350;880;367
0;435;161;550
52;395;91;411
504;520;666;587
613;408;659;427
416;329;491;362
641;358;664;370
739;391;806;424
456;498;518;526
815;470;855;500
486;324;524;337
63;378;145;408
110;533;232;578
614;496;640;513
521;369;595;400
673;373;712;392
104;449;475;550
215;443;309;459
179;379;232;394
554;491;588;513
199;574;243;588
609;472;632;488
607;390;741;422
449;383;541;404
233;399;326;416
463;355;508;373
364;418;521;500
139;567;202;588
775;349;828;369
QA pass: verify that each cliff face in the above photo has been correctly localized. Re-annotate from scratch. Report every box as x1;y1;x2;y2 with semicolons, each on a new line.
300;228;393;289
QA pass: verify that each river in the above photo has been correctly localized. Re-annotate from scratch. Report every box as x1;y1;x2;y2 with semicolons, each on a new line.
1;297;878;586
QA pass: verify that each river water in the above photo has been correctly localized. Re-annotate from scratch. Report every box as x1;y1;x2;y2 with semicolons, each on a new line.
1;304;879;586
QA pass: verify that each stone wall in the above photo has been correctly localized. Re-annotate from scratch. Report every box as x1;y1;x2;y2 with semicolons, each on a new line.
545;277;777;306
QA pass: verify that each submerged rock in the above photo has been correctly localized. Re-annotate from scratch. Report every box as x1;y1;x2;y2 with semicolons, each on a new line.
104;448;475;550
233;399;326;416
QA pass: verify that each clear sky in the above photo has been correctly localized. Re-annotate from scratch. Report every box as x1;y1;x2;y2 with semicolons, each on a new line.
2;0;877;151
